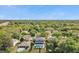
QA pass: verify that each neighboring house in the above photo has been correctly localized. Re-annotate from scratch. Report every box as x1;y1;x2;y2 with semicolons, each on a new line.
22;35;33;41
0;50;5;53
45;28;54;33
17;35;32;52
48;36;57;41
12;39;20;46
34;37;45;48
17;41;30;52
45;30;52;39
35;32;41;38
21;31;30;34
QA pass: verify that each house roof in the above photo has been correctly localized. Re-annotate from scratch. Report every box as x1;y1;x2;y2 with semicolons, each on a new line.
35;37;45;40
12;39;20;43
22;31;29;34
18;41;29;47
23;35;32;40
35;37;45;44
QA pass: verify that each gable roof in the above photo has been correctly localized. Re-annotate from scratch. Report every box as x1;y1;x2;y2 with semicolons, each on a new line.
23;35;32;41
35;37;45;44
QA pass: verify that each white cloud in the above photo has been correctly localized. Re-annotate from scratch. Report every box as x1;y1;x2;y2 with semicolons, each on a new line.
43;11;65;19
5;5;17;8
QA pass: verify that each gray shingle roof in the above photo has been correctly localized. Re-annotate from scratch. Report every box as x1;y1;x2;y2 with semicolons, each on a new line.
35;37;45;44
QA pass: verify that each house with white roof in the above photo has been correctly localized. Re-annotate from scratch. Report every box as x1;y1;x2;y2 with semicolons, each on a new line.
17;41;31;52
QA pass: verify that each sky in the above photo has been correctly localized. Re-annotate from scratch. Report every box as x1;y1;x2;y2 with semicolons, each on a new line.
0;5;79;20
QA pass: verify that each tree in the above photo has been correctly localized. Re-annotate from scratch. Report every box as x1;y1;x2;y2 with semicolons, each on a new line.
30;29;37;37
46;37;58;53
52;32;62;38
11;32;20;39
46;36;79;53
0;30;12;50
62;32;73;37
55;37;76;53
